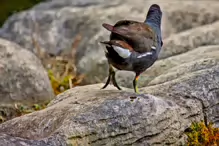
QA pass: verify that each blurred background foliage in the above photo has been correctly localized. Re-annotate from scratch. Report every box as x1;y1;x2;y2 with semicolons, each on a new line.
0;0;45;26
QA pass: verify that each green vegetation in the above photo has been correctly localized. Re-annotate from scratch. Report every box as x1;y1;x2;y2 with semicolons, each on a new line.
35;34;84;95
186;121;219;146
48;69;84;95
0;103;48;123
0;0;45;26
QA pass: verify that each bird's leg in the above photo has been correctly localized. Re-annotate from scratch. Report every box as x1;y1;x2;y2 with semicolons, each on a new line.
101;65;113;89
111;70;122;90
101;73;111;89
133;72;141;93
101;64;122;90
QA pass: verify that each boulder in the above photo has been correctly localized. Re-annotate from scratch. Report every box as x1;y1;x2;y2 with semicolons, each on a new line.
0;38;54;120
1;0;219;84
0;62;218;145
160;21;219;59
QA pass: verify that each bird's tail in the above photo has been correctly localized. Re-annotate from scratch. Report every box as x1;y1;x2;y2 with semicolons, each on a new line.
100;41;131;58
144;4;162;29
145;4;163;54
102;23;130;38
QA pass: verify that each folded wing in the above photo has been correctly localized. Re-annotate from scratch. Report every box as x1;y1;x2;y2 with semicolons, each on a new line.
102;20;158;53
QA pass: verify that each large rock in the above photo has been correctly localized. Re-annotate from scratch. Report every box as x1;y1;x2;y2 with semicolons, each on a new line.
144;65;219;129
0;59;218;145
0;38;54;120
159;21;219;59
1;0;219;84
117;21;219;88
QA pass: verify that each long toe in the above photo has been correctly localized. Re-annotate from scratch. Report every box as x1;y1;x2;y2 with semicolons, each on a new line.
134;86;140;94
101;74;111;89
112;72;122;90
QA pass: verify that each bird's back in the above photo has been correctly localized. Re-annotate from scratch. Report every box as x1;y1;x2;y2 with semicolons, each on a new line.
108;20;158;53
101;4;163;72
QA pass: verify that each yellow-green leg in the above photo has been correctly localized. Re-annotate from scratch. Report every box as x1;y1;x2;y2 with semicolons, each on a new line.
133;73;140;93
102;65;122;90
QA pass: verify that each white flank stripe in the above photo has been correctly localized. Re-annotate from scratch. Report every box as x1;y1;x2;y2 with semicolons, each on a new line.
137;46;156;58
112;45;131;58
151;46;156;50
137;52;153;58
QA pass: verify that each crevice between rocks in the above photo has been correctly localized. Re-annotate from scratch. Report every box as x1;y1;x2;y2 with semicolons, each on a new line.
183;94;208;126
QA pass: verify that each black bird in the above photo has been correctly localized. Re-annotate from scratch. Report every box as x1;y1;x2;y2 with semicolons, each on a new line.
100;4;163;93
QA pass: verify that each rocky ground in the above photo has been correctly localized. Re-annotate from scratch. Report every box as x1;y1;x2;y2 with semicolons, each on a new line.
0;0;218;145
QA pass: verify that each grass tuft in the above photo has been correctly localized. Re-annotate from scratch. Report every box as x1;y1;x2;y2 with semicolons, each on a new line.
185;121;219;146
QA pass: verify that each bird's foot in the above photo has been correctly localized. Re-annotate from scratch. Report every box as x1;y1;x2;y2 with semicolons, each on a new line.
134;86;140;94
101;65;122;90
133;73;140;93
101;73;111;89
112;72;122;90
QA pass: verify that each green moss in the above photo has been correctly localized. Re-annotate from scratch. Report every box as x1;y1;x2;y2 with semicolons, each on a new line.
48;69;71;95
0;0;45;26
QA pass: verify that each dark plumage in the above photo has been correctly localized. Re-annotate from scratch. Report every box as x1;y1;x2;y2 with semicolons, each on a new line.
101;4;163;93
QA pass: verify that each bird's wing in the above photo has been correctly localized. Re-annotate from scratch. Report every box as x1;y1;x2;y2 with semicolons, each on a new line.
100;40;133;58
102;20;157;53
100;40;133;52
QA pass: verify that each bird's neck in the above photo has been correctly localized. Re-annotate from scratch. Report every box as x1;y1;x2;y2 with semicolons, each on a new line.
145;20;161;32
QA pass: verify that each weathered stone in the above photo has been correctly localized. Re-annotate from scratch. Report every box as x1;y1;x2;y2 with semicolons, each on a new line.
160;22;219;59
149;58;219;86
144;65;219;128
0;38;54;119
162;1;219;35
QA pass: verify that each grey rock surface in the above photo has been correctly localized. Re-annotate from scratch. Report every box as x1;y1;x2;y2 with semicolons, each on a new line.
159;21;219;59
0;38;54;112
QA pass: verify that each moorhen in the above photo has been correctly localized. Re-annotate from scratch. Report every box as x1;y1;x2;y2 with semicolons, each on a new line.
101;4;163;93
